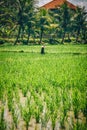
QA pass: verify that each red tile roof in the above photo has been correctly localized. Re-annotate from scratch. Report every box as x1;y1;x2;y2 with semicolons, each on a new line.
66;1;76;10
41;0;76;10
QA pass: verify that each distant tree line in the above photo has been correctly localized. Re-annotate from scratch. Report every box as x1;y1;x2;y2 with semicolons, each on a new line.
0;0;87;45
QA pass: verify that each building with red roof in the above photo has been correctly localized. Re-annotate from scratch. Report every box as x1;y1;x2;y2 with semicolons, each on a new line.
41;0;76;10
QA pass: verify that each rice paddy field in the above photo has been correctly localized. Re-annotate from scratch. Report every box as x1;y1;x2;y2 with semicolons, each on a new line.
0;44;87;130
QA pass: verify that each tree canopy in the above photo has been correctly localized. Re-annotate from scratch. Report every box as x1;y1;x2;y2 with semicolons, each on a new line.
0;1;87;45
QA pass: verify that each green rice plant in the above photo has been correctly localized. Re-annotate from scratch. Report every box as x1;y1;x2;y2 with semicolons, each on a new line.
0;107;6;130
14;88;20;105
11;108;19;129
56;87;71;129
22;106;32;130
34;106;41;124
7;89;14;112
33;93;43;124
21;95;34;130
72;88;82;119
46;93;58;130
82;90;87;125
34;103;43;124
0;84;3;101
51;110;58;130
60;112;66;129
22;85;28;97
41;110;50;129
73;120;87;130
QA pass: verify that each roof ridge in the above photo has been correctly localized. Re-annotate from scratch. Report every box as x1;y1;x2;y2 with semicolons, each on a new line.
40;0;76;10
41;0;65;7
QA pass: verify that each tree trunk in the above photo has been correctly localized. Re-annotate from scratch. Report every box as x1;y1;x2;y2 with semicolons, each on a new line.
14;25;21;45
76;29;80;42
33;33;36;44
39;29;43;44
76;34;79;42
61;32;65;44
68;33;71;42
27;30;31;45
21;27;25;41
82;29;86;44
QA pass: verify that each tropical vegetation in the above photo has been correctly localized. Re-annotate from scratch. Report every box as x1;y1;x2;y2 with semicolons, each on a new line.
0;0;87;45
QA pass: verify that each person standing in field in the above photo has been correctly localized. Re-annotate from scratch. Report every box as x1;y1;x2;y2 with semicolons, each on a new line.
41;45;45;54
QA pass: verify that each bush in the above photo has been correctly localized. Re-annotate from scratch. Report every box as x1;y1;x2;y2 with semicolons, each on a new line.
0;39;5;45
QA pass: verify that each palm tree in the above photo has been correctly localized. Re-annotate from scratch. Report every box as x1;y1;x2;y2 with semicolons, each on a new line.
14;0;37;45
47;23;58;44
58;2;72;44
25;0;37;45
14;0;27;45
0;0;17;38
36;8;51;44
73;6;87;43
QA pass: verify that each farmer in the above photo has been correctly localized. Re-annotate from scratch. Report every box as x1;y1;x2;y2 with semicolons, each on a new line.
41;45;45;54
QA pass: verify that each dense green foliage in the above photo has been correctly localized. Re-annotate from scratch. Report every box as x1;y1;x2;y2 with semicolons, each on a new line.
0;1;87;44
0;44;87;129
